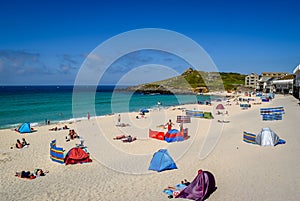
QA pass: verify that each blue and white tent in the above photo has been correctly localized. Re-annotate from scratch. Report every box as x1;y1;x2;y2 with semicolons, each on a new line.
17;122;31;133
148;149;177;172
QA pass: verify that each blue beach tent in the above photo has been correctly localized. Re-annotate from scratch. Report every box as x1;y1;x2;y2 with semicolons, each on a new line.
140;108;149;113
149;149;177;172
17;122;31;133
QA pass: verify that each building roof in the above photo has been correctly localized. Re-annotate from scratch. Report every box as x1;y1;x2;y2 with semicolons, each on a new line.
278;74;295;80
259;77;272;82
293;64;300;74
247;72;259;76
262;72;289;74
272;79;293;84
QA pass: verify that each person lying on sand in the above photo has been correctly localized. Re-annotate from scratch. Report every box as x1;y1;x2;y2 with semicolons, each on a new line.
62;125;69;129
70;129;79;139
164;179;190;190
116;123;130;127
121;135;137;143
15;169;49;179
217;120;230;123
11;139;29;149
49;127;58;131
15;139;23;149
113;135;136;142
113;134;126;140
66;129;79;141
163;179;190;198
22;138;29;147
50;125;69;131
136;115;146;119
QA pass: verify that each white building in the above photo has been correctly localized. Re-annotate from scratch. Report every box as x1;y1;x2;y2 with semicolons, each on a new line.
258;72;289;93
293;64;300;99
272;79;294;94
245;73;259;88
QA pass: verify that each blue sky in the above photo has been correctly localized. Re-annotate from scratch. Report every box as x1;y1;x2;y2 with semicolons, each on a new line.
0;0;299;85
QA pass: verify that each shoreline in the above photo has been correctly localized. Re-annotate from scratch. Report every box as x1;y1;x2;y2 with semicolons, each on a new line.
0;92;230;130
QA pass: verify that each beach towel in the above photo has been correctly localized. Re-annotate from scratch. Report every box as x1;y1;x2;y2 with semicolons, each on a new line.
163;183;188;197
186;110;203;117
203;112;213;119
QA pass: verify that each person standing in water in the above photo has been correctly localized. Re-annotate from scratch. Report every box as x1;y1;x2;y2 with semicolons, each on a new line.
87;112;90;120
158;101;161;111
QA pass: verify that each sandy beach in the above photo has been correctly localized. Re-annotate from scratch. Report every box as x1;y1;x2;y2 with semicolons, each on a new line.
0;94;299;201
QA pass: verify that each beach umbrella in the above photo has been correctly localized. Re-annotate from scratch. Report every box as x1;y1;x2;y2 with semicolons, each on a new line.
216;104;225;110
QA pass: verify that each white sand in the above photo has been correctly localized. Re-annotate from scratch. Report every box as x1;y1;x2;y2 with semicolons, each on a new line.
0;94;299;201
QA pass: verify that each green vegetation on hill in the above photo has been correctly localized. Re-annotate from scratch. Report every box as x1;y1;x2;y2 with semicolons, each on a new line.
220;72;246;90
128;68;246;94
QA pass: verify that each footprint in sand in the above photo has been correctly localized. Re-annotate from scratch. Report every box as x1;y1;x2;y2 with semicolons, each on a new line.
0;152;12;163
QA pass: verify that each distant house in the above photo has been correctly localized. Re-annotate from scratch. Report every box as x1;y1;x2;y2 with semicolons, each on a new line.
245;73;259;89
272;75;294;94
261;72;289;78
257;72;289;93
293;64;300;99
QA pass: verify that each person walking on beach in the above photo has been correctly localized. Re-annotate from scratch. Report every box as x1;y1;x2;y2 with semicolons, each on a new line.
166;119;174;131
117;114;121;126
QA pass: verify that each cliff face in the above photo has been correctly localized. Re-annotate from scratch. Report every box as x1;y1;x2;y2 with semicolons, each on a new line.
122;68;245;94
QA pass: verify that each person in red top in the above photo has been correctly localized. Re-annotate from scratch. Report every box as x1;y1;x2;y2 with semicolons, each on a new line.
166;119;174;131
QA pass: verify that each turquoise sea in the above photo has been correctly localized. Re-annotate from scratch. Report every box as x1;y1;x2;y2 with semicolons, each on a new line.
0;86;217;129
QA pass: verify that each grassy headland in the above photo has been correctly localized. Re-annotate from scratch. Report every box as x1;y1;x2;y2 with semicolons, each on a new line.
124;68;246;94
